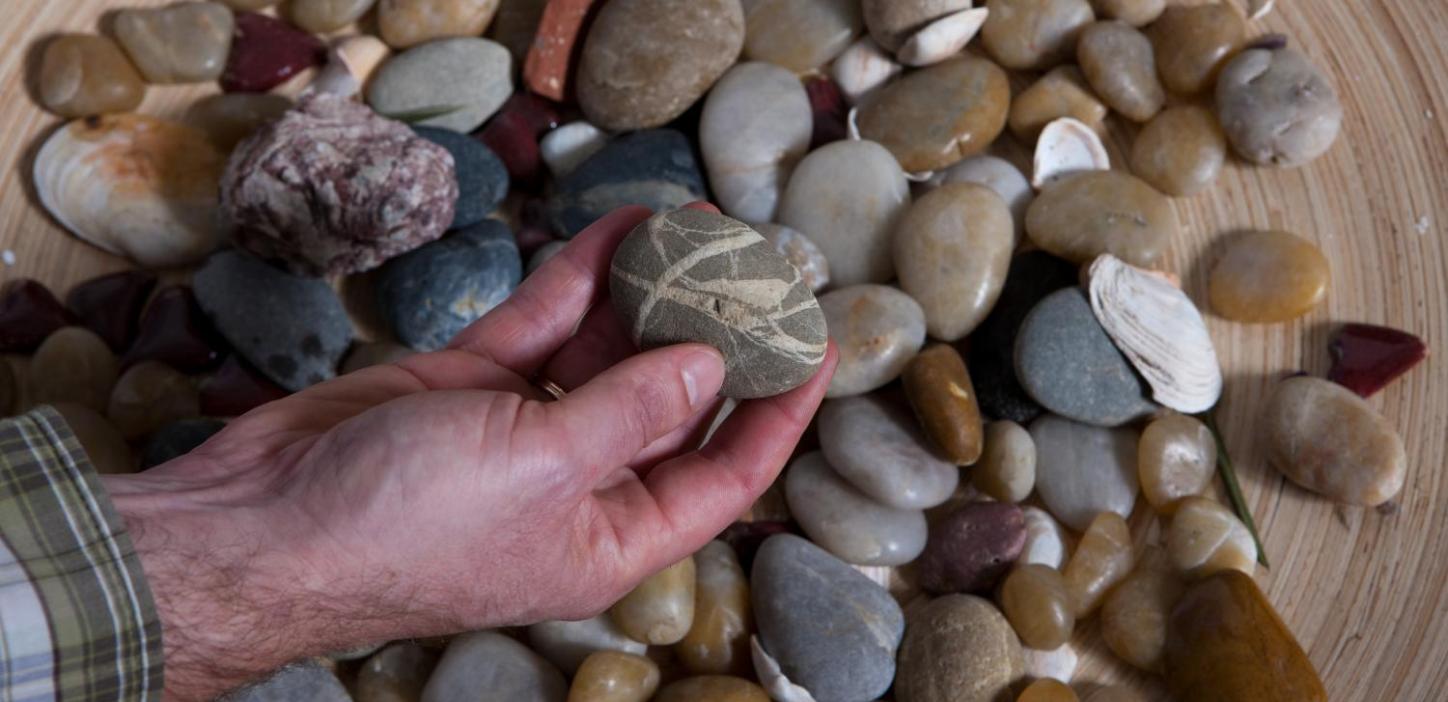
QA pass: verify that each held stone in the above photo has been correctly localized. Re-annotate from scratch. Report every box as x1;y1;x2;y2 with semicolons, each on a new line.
784;451;929;566
368;37;513;133
421;632;567;702
818;395;960;509
115;2;235;84
857;55;1011;172
608;557;697;646
893;183;1014;340
700;62;813;223
903;345;985;466
743;0;860;74
819;285;926;398
379;0;502;49
778;140;910;286
1261;376;1407;506
38;35;146;117
1030;414;1140;532
378;220;521;352
895;594;1024;702
548;130;707;238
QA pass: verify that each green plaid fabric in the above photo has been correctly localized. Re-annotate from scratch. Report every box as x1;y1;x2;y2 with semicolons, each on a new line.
0;407;162;701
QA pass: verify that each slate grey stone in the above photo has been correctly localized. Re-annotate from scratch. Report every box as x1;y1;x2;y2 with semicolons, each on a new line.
230;662;349;702
751;534;904;702
817;395;959;509
783;451;928;566
610;209;828;399
367;37;513;133
378;220;522;352
414;127;508;230
193;251;353;393
547;129;707;238
421;631;566;702
1014;287;1157;427
968;251;1079;424
140;418;226;469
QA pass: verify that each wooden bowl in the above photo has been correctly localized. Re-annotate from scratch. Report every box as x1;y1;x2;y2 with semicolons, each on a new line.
2;1;1444;699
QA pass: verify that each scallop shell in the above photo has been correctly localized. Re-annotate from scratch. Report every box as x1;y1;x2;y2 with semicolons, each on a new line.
34;114;229;268
1088;254;1223;413
897;7;990;67
829;37;902;104
1032;117;1110;190
751;636;818;702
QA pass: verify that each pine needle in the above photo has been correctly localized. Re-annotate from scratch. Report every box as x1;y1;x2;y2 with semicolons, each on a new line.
1201;411;1271;568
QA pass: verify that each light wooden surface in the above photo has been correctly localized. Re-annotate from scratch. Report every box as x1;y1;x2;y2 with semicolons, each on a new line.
2;1;1446;700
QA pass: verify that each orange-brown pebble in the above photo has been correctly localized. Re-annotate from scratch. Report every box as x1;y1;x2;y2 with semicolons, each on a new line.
653;675;770;702
608;556;696;645
677;541;751;675
1077;20;1164;122
1147;3;1247;95
1026;170;1178;268
1262;376;1407;505
1018;679;1080;702
1208;230;1329;323
567;651;660;702
903;344;984;465
1062;512;1133;618
38;35;146;118
999;564;1073;650
856;55;1010;172
1137;413;1216;514
1100;547;1183;672
1129;106;1227;197
1166;496;1257;578
1164;570;1327;701
981;0;1096;70
1008;66;1108;141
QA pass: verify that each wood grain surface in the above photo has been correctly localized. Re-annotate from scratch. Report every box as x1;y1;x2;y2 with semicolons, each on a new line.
1;1;1445;700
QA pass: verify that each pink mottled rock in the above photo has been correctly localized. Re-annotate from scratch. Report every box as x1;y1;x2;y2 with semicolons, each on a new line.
221;12;326;93
221;94;458;276
524;0;599;101
478;93;562;191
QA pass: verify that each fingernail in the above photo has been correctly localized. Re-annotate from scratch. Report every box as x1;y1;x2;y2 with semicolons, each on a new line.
682;347;725;408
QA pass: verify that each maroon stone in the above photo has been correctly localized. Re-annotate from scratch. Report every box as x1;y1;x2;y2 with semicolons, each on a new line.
1328;323;1428;397
515;198;557;255
917;502;1026;595
221;12;326;93
804;75;849;149
66;270;158;353
122;286;226;372
0;280;74;352
719;520;798;574
477;93;562;191
200;355;290;417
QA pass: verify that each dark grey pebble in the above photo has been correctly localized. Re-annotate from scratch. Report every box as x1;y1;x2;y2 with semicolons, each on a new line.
414;126;508;230
377;219;521;352
968;251;1079;423
547;129;707;238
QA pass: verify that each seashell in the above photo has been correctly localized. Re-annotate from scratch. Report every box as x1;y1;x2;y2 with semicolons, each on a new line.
1032;117;1110;190
1088;254;1223;413
897;8;990;67
751;636;818;702
1022;643;1078;683
829;37;903;104
1245;0;1275;20
540;121;609;177
35;114;229;268
307;35;391;98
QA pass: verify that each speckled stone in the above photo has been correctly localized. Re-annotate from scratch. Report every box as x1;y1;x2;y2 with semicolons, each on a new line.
819;284;926;398
857;55;1010;173
231;662;350;702
368;37;513;133
699;62;812;223
414;127;507;230
817;395;959;509
1030;414;1140;531
140;418;226;469
547;129;707;238
422;632;566;702
610;209;827;399
784;451;928;566
378;220;521;352
743;0;860;74
895;594;1025;702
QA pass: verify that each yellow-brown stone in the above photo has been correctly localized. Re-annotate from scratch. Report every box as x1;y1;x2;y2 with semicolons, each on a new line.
567;651;660;702
857;55;1010;172
1008;66;1107;142
1208;230;1329;323
1147;3;1246;95
903;344;984;465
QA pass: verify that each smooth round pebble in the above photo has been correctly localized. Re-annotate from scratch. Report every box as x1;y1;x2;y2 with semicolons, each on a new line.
1026;171;1178;268
917;501;1026;594
1008;66;1108;141
941;155;1033;244
1138;413;1216;513
752;224;830;293
894;182;1013;340
39;35;146;117
421;631;566;702
981;0;1095;70
784;451;928;566
413;127;507;229
30;327;117;413
999;564;1074;650
609;557;696;646
1147;3;1246;95
107;362;199;440
903;344;985;466
975;420;1036;502
654;676;769;702
1030;414;1140;532
1129;106;1226;197
818;394;959;509
778;140;910;286
1019;679;1080;702
895;594;1024;702
742;0;861;74
857;55;1011;172
1215;47;1343;167
140;418;226;469
819;285;926;398
700;62;812;223
231;662;350;702
379;0;501;49
378;220;520;352
1077;20;1163;122
1167;496;1257;578
368;38;513;133
115;2;234;84
1208;230;1329;323
1261;376;1406;506
289;0;379;34
527;616;648;676
567;651;659;702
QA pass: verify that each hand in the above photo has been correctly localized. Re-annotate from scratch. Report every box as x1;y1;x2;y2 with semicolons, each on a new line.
103;204;837;701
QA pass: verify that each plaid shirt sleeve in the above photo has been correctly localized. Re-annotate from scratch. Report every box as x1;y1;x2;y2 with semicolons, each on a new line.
0;407;163;702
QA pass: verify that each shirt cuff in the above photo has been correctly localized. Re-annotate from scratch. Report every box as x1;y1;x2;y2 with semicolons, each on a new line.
0;406;163;702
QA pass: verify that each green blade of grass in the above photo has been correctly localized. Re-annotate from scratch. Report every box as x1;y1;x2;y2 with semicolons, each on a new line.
1200;411;1270;568
375;104;468;123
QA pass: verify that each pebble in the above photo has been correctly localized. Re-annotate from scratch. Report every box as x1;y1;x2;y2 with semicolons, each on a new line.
540;122;608;178
752;224;830;293
918;502;1026;594
1077;20;1163;122
527;241;568;276
341;342;415;374
999;563;1073;650
356;641;440;702
115;2;234;84
742;0;861;74
38;35;146;117
107;362;200;440
31;328;117;413
1019;679;1080;702
750;637;817;702
610;557;697;646
309;35;391;98
1030;414;1140;531
1062;512;1134;618
379;0;502;49
488;0;545;63
1083;688;1142;702
413;127;507;230
1129;106;1226;196
122;286;225;373
941;155;1033;244
818;285;926;397
610;209;827;398
784;451;928;566
1167;496;1256;579
862;0;970;51
778;140;909;286
523;0;594;100
1025;170;1178;268
829;37;902;104
1208;230;1329;323
577;0;744;131
548;129;707;238
0;281;73;353
1090;0;1163;26
421;631;566;702
185;93;293;149
289;0;378;33
1016;289;1157;427
1100;548;1182;673
527;616;648;676
897;7;991;67
51;403;134;475
1020;506;1069;569
220;0;280;10
368;37;513;133
894;594;1024;702
1022;643;1078;684
678;541;751;676
975;420;1036;502
751;534;903;702
1262;376;1406;506
66;271;157;353
379;220;519;352
817;395;959;508
857;55;1011;172
567;652;659;702
193;251;353;392
231;661;350;702
700;62;812;223
902;345;984;466
1216;47;1343;167
139;418;226;469
199;355;290;416
804;75;850;147
1009;66;1108;142
967;252;1078;423
221;12;326;93
1137;413;1215;514
477;93;561;191
1147;3;1246;95
894;182;1013;340
654;676;769;702
1329;323;1428;398
981;0;1095;70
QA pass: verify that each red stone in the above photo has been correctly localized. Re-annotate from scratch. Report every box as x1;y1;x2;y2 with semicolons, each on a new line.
122;286;226;373
719;520;798;574
477;93;562;191
200;355;290;417
805;75;849;149
524;0;600;102
221;12;326;93
0;279;74;352
66;270;158;353
1328;323;1428;397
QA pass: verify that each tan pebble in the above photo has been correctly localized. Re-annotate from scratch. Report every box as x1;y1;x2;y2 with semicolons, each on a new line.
975;420;1036;502
1167;496;1257;578
379;0;501;48
981;0;1096;70
567;651;660;702
857;55;1011;172
1077;21;1163;122
39;35;146;118
1018;678;1080;702
1062;512;1133;618
654;675;769;702
1088;0;1163;26
108;362;200;441
115;2;234;84
1129;106;1227;197
743;0;862;74
903;345;985;465
1262;376;1406;506
1208;230;1329;323
862;0;972;51
1026;170;1177;268
31;328;118;413
609;557;696;645
1100;547;1183;672
999;564;1073;650
290;0;380;34
893;183;1013;340
1138;413;1216;514
895;594;1025;702
51;402;134;474
1009;66;1108;142
1148;3;1247;95
678;541;751;676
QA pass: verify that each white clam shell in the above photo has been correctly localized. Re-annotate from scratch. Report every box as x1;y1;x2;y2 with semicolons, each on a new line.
1032;117;1110;190
897;7;990;67
1088;254;1224;413
829;37;903;104
751;635;818;702
34;114;229;268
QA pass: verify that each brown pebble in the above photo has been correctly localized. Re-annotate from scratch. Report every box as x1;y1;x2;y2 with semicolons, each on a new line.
1129;106;1227;197
1208;230;1329;323
1100;547;1183;672
1018;678;1080;702
654;676;768;702
1062;511;1133;618
981;0;1095;71
567;651;660;702
1009;65;1107;142
108;362;201;441
1077;20;1163;122
1026;170;1178;268
38;35;146;117
999;563;1073;650
903;344;984;465
677;541;751;676
31;327;118;413
1148;3;1247;95
52;402;134;474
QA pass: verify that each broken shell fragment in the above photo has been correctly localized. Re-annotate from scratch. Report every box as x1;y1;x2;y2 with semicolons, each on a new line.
1032;117;1110;190
750;636;818;702
308;35;391;98
1245;0;1275;21
829;38;903;104
897;8;990;67
1088;254;1223;414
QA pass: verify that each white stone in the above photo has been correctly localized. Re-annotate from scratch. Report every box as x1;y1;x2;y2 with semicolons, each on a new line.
897;7;990;67
941;155;1032;244
700;62;813;223
1020;506;1069;569
540;121;608;178
526;616;647;675
1022;643;1078;683
1029;415;1141;532
828;37;902;103
784;452;928;566
779;140;910;286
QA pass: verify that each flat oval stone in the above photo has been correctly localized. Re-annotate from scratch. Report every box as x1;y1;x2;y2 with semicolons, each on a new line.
918;502;1026;594
232;661;350;702
421;631;566;702
548;129;707;238
778;140;909;286
140;418;226;469
863;0;971;51
1000;564;1074;651
66;270;157;353
107;361;200;440
368;37;513;133
379;0;502;49
356;641;440;702
894;182;1013;340
414;127;507;229
1026;171;1178;268
903;344;984;465
857;55;1010;172
610;209;827;399
527;616;648;676
378;220;521;352
743;0;861;74
289;0;379;33
967;252;1078;423
31;327;118;413
700;62;812;223
895;594;1024;702
655;676;769;702
784;451;928;566
122;286;225;373
577;0;744;131
752;534;904;702
52;403;134;475
818;395;959;508
1129;106;1227;197
199;355;290;417
941;155;1033;244
753;224;830;293
38;35;146;117
0;280;74;353
1208;230;1329;323
1262;376;1406;506
981;0;1095;70
609;556;696;645
1077;20;1163;122
1016;288;1156;427
567;651;659;702
116;2;234;84
678;541;751;676
194;251;353;392
819;284;926;398
221;12;326;93
1030;414;1139;531
975;420;1036;502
